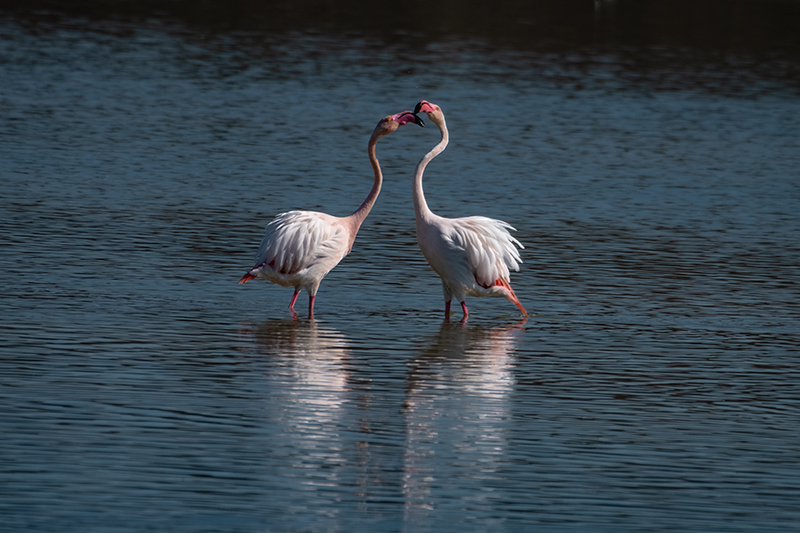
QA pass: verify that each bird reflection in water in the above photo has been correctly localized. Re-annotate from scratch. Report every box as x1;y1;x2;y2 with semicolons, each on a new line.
244;318;351;407
241;319;353;492
402;319;527;527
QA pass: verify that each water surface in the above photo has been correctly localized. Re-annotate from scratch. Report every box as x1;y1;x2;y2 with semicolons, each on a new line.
1;9;799;531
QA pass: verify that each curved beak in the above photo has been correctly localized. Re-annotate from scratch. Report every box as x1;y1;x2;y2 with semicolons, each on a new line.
413;113;425;127
414;101;423;114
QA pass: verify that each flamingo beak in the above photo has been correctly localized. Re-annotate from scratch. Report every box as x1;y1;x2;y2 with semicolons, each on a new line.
413;113;425;127
414;101;423;114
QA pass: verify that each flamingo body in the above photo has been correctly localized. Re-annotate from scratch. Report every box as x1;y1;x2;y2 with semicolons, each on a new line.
412;100;528;318
239;210;350;293
239;110;422;317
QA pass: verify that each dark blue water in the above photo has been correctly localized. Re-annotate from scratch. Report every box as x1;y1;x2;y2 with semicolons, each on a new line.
1;12;799;532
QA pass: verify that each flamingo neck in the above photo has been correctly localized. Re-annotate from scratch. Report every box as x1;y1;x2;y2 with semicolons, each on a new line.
413;116;449;222
348;132;383;233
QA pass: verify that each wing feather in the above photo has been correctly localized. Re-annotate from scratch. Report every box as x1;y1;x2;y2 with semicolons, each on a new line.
446;216;523;288
252;211;348;275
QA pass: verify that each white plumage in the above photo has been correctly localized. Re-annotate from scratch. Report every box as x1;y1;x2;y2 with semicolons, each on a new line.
412;100;528;319
250;210;350;289
239;111;423;317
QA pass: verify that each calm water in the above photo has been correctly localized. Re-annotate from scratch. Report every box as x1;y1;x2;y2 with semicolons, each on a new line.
1;9;800;532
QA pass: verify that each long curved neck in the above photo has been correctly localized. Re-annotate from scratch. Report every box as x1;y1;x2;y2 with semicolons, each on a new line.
348;132;383;232
413;116;449;221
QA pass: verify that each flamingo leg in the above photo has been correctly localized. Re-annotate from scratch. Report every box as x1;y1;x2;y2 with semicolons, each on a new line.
308;295;316;319
288;291;300;311
444;300;452;319
460;301;469;316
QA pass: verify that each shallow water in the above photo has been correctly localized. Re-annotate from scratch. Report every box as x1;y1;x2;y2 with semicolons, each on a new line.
1;9;800;532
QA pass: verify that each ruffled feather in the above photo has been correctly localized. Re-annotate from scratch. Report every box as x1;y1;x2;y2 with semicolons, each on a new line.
252;211;349;275
444;216;523;288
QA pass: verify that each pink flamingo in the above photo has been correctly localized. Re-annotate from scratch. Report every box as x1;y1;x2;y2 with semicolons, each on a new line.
239;110;423;318
412;100;528;320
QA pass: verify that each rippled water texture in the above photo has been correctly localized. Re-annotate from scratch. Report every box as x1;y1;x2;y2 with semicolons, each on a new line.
1;6;800;531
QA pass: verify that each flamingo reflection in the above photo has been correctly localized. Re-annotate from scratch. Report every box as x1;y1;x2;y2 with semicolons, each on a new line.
402;319;527;527
242;319;353;497
247;319;351;405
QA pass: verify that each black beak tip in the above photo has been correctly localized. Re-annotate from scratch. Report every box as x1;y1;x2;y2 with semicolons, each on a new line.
414;114;425;127
414;101;423;114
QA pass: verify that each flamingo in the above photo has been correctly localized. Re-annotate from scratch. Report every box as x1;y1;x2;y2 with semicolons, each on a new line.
411;100;528;320
239;110;424;318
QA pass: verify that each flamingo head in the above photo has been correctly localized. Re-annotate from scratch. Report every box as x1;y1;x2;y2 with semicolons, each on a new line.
393;110;425;127
413;100;444;125
372;110;424;139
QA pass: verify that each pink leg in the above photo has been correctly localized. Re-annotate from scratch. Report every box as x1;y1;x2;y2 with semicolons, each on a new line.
288;291;300;310
460;302;469;323
444;300;452;320
308;295;315;319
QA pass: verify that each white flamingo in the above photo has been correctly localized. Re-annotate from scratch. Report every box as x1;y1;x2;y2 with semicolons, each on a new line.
412;100;528;319
239;110;423;318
